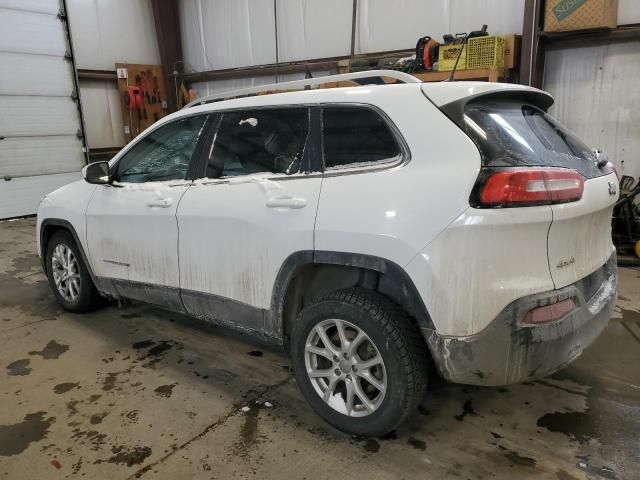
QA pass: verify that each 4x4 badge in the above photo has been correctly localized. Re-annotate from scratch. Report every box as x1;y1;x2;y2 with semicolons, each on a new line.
608;181;617;196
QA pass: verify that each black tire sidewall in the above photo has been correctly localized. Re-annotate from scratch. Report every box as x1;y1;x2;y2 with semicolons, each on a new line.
45;231;94;312
291;298;413;437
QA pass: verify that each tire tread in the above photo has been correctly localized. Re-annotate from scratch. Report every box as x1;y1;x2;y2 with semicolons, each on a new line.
310;287;429;432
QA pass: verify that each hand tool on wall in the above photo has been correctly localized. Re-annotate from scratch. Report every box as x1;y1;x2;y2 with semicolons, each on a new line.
147;69;154;104
137;73;148;121
124;86;142;136
154;75;164;111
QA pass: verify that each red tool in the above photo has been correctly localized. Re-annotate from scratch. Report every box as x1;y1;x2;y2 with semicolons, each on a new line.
124;86;142;110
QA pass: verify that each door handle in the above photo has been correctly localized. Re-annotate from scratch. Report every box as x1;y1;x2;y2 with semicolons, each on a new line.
265;195;307;209
146;198;173;208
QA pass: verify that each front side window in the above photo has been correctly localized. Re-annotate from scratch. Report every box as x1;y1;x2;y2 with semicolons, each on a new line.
322;106;401;169
205;107;309;178
114;115;208;183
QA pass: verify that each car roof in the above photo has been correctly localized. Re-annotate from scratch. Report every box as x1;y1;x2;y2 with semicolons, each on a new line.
161;80;550;126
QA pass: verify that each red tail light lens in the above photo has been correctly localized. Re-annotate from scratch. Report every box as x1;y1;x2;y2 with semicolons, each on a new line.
523;298;576;325
476;167;584;208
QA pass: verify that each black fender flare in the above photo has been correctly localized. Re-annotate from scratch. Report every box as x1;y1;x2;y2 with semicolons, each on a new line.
266;250;435;340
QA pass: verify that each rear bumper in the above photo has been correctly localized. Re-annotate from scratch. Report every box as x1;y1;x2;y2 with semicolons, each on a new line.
423;253;617;386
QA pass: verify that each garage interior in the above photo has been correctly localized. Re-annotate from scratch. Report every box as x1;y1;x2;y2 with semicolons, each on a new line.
1;0;640;478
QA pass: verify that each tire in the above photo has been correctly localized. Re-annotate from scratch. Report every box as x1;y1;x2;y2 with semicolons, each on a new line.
290;287;429;437
45;230;101;313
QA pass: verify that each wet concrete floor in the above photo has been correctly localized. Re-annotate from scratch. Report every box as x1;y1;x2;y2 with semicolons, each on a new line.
1;218;639;479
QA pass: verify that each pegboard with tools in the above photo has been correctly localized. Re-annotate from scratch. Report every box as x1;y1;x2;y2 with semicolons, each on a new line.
115;63;168;144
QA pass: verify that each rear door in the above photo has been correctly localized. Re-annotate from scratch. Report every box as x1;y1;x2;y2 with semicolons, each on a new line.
463;99;617;288
177;107;321;336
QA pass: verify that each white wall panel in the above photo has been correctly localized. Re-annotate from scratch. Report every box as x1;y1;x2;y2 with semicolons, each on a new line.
0;53;73;96
356;0;450;53
191;69;332;98
192;76;277;97
619;0;640;24
66;0;160;70
80;79;125;148
544;40;640;179
0;7;66;56
180;0;525;70
0;172;80;219
449;0;525;36
180;0;276;72
0;97;79;137
0;137;84;177
277;0;352;61
0;0;58;14
356;0;524;54
0;1;85;218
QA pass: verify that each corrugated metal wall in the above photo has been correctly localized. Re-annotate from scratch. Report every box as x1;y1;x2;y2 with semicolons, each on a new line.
545;39;640;179
544;2;640;179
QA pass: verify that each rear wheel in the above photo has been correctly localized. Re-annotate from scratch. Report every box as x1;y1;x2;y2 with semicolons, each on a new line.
290;288;429;437
46;230;101;312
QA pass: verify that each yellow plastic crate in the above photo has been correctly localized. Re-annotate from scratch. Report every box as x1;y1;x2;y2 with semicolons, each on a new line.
438;43;467;72
466;35;505;69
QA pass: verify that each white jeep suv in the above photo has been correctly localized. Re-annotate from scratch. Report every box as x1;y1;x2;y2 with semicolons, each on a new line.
37;71;618;437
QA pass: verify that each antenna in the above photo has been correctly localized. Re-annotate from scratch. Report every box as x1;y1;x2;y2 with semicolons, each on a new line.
447;24;488;82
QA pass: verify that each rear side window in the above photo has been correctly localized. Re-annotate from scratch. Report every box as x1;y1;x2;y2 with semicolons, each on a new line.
322;106;401;169
463;100;602;178
205;107;309;178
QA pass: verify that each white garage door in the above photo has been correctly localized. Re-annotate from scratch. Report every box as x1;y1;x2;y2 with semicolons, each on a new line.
0;0;86;219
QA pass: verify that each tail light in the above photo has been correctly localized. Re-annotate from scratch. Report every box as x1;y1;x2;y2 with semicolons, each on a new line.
523;298;576;325
472;167;584;208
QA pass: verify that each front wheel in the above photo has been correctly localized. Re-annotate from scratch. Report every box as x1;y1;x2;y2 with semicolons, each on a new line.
45;230;101;313
290;288;429;437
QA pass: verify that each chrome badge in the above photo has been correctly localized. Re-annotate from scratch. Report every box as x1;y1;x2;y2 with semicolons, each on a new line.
608;181;617;196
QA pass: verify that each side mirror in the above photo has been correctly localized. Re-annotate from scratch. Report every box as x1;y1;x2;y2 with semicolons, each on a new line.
82;161;111;184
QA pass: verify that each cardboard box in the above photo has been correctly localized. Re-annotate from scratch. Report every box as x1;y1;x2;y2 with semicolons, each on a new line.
545;0;618;32
501;34;521;70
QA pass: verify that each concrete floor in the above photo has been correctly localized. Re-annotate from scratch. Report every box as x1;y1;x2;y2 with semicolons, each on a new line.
1;218;639;480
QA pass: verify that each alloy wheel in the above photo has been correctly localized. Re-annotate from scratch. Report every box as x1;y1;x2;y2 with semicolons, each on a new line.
51;243;81;302
304;318;387;417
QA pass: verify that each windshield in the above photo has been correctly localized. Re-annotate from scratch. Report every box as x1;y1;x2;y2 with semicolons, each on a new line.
463;99;605;178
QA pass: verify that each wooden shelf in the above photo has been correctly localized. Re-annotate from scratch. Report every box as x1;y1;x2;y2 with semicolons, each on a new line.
539;24;640;43
413;67;507;82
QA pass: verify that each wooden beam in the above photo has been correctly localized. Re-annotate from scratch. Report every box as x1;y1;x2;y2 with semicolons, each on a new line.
182;49;414;83
519;0;545;88
78;69;117;81
151;0;182;113
413;68;507;83
88;146;122;162
541;24;640;42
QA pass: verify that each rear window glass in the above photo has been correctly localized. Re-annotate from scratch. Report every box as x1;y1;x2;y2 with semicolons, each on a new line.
463;100;601;178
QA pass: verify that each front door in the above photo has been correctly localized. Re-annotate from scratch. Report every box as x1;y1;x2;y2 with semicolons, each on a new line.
86;114;209;309
177;107;321;336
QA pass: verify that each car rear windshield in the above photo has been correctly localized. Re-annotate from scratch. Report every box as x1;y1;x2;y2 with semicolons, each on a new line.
463;99;602;178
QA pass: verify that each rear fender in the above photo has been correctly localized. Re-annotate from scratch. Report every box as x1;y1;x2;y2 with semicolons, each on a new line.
267;250;435;342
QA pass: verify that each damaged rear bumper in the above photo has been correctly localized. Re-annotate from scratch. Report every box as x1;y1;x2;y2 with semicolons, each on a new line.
424;253;617;386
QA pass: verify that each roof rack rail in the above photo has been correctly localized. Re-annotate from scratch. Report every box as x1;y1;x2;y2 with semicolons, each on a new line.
184;69;421;108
